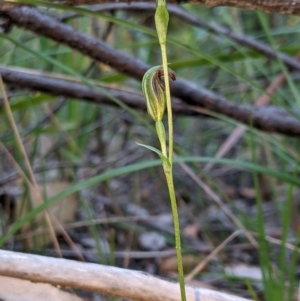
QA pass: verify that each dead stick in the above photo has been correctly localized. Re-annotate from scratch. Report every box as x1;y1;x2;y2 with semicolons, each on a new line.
0;249;252;301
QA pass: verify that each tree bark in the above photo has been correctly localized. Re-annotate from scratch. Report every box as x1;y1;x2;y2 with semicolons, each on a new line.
0;249;252;301
1;0;300;15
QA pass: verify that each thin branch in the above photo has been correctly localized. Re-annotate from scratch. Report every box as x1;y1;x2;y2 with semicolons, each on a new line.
0;249;253;301
1;72;300;138
4;6;149;79
2;7;300;136
2;67;300;136
0;67;193;116
77;3;300;73
1;0;300;15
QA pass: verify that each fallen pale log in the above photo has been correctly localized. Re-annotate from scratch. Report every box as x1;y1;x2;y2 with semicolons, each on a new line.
0;249;253;301
0;275;84;301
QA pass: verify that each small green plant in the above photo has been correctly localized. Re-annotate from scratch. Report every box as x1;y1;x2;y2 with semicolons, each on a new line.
139;0;187;300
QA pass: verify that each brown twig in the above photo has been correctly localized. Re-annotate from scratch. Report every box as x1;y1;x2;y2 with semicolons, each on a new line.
58;2;300;74
1;66;300;137
0;67;193;115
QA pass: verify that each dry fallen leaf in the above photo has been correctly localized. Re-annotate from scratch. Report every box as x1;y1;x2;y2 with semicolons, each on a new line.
159;255;207;275
183;224;200;239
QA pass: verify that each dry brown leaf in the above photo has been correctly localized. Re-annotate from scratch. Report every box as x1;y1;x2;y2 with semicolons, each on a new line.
159;255;207;275
238;187;256;199
183;224;200;239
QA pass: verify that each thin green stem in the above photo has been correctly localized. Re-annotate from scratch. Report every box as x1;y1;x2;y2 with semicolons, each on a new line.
161;38;187;301
160;43;173;165
153;2;186;300
164;169;186;301
161;41;187;301
155;121;167;157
